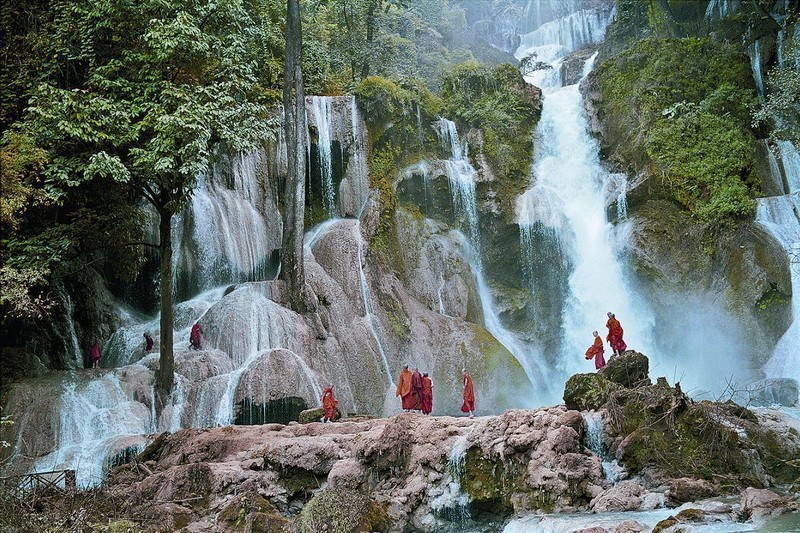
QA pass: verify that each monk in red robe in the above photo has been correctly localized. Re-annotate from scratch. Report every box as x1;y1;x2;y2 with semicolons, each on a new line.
396;365;413;410
410;368;423;411
190;322;203;350
90;340;101;368
461;369;475;418
420;373;433;415
143;332;154;352
321;385;338;423
605;312;627;355
585;330;606;370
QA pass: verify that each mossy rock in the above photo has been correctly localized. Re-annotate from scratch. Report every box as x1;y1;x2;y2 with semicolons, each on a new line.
675;508;706;522
461;447;518;515
599;351;650;388
296;487;389;533
299;406;341;424
652;517;678;533
563;373;623;411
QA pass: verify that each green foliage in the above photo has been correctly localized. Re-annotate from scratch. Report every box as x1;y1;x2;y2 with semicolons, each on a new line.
594;37;760;227
0;132;50;230
442;61;540;211
753;47;800;147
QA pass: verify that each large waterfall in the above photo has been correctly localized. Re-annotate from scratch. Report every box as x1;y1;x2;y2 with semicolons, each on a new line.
514;3;657;382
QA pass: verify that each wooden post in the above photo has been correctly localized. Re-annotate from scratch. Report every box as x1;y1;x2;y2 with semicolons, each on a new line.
64;469;76;491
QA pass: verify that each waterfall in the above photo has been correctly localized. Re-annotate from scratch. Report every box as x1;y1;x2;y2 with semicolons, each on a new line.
515;5;657;384
582;411;624;482
63;293;83;367
354;222;395;388
435;119;481;249
433;118;550;402
748;39;766;100
430;434;471;522
756;155;800;390
33;372;154;487
517;8;612;63
310;96;336;217
704;0;741;21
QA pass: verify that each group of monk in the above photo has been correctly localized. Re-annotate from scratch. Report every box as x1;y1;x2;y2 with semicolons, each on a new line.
319;365;476;423
395;365;435;415
585;311;628;370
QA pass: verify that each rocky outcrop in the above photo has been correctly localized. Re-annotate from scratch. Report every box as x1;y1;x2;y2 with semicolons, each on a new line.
564;354;800;491
99;409;606;532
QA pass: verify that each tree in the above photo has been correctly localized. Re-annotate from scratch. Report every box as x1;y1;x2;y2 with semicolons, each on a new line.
22;0;275;404
280;0;308;311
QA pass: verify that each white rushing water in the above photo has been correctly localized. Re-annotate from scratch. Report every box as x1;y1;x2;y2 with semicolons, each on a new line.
310;96;337;217
435;118;552;402
756;140;800;389
515;12;656;382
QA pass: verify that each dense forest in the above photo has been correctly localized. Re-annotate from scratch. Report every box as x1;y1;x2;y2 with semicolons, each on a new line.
1;0;798;402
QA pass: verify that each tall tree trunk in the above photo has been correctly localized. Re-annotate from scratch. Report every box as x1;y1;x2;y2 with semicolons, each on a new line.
155;206;174;403
280;0;308;312
361;0;378;78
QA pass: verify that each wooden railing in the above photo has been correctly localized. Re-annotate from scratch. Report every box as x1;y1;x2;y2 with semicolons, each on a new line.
0;469;76;498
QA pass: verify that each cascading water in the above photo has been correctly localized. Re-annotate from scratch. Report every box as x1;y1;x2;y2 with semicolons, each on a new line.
435;118;550;402
429;434;471;522
514;30;655;380
756;141;800;392
582;411;624;482
310;96;336;217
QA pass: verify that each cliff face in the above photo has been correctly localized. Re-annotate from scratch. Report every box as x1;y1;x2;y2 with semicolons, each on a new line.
581;2;798;368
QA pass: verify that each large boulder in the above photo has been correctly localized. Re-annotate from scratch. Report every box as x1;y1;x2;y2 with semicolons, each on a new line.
665;477;715;506
564;373;623;411
599;351;650;388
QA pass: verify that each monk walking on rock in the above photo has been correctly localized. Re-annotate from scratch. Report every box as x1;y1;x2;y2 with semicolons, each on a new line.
605;312;627;356
90;340;101;368
411;367;423;412
321;385;338;423
585;331;606;370
396;365;413;411
190;322;203;350
461;368;475;418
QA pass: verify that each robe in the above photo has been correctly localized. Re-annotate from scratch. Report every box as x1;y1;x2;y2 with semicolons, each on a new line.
90;342;101;365
190;323;202;350
321;387;338;421
420;376;433;415
410;370;423;411
585;336;606;370
461;373;475;413
396;368;414;409
144;333;154;352
605;317;627;353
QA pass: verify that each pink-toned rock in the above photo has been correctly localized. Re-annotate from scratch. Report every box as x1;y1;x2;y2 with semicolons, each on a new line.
572;528;607;533
590;480;645;512
740;487;793;519
665;477;715;506
614;520;648;533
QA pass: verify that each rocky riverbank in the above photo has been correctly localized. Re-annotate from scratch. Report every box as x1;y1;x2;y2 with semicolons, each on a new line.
3;354;797;533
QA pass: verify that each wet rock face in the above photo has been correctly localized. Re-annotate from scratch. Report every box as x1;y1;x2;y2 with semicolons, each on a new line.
102;409;606;531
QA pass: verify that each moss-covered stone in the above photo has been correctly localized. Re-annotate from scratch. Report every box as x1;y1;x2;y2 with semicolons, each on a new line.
299;406;341;424
461;447;520;515
296;487;389;533
599;351;650;388
563;373;623;411
652;516;678;533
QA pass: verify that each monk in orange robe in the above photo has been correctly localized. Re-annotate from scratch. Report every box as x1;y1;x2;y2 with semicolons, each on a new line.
410;368;423;411
585;330;606;370
321;385;338;422
396;365;414;410
461;369;475;418
420;373;433;415
605;312;627;355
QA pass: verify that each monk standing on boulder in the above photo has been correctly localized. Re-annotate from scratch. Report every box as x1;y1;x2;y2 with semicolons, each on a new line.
143;332;154;353
585;331;606;370
396;365;413;411
321;385;338;423
420;373;433;415
605;312;627;356
461;369;475;418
